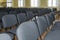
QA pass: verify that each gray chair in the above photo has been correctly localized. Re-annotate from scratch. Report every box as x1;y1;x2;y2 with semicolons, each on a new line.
36;16;48;35
49;13;55;22
2;14;18;34
26;11;34;20
0;33;12;40
2;14;17;28
0;12;8;29
17;13;27;24
45;14;53;27
44;30;60;40
9;11;17;14
52;21;60;31
16;21;39;40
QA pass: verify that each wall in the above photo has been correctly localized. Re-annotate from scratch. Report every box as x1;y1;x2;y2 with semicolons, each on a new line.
40;0;48;8
25;0;30;8
25;0;47;8
12;0;18;8
0;0;6;7
57;0;60;10
0;0;59;9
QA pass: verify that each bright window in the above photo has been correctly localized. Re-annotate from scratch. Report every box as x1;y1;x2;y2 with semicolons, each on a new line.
48;0;52;7
53;0;57;6
48;0;57;7
6;0;12;7
31;0;39;7
18;0;25;7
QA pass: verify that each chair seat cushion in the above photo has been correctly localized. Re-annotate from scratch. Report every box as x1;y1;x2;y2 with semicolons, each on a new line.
0;33;12;40
44;30;60;40
52;22;60;31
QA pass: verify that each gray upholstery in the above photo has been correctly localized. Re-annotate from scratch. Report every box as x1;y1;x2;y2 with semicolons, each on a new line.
49;13;55;22
52;22;60;31
0;12;8;21
45;14;52;26
2;14;17;28
36;16;48;35
0;33;12;40
17;13;27;24
16;21;39;40
45;13;55;25
0;12;8;29
26;11;34;20
9;11;17;14
44;30;60;40
2;14;18;34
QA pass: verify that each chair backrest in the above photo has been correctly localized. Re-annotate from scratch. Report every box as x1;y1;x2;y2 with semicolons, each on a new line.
16;21;39;40
2;14;17;28
45;13;55;26
0;12;8;29
17;13;27;24
0;33;12;40
0;12;8;22
38;9;44;16
49;12;55;21
36;16;48;35
9;10;17;14
26;11;34;20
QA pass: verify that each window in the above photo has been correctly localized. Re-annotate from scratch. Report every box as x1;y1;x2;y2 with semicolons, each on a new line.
6;0;12;7
18;0;25;7
31;0;39;7
53;0;57;6
48;0;52;7
48;0;57;7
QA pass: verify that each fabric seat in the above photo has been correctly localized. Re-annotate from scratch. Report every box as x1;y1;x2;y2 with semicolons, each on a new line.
16;21;39;40
9;10;17;14
50;13;60;31
36;16;48;35
2;14;18;34
45;13;55;28
44;30;60;40
2;14;18;39
0;33;12;40
45;14;52;26
17;13;27;24
26;11;34;20
52;21;60;31
0;12;8;29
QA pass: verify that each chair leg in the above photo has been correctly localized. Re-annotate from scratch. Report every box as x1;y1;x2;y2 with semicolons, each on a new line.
41;31;48;40
13;35;17;40
0;28;5;32
38;36;42;40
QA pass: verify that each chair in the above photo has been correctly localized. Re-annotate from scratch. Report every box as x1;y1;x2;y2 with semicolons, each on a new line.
2;14;18;40
2;14;18;34
0;33;12;40
17;13;27;24
44;30;60;40
16;21;39;40
26;11;34;20
36;16;48;35
0;12;8;29
45;14;53;26
52;21;60;31
9;10;17;14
